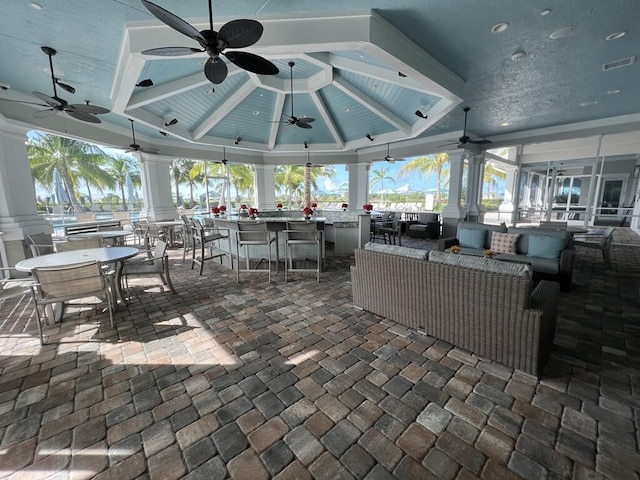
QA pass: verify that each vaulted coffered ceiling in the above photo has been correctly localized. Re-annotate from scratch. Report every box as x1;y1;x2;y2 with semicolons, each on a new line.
0;0;639;161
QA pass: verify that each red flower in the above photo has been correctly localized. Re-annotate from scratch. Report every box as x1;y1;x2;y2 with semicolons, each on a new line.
303;207;313;216
248;207;258;216
276;203;283;208
211;207;220;214
219;205;226;212
311;202;317;208
240;204;247;209
363;204;373;211
341;203;348;209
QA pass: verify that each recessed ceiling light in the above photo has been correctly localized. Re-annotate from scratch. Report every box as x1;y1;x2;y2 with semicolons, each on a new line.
607;89;621;95
580;100;598;107
30;3;42;9
511;51;526;61
540;9;551;16
606;31;626;41
204;88;215;96
491;22;509;33
549;27;575;39
500;122;510;126
343;107;350;112
252;110;260;116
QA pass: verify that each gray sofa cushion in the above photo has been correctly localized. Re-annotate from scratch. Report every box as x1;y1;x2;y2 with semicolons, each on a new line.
507;227;569;256
429;251;532;278
456;222;507;249
364;242;429;259
417;213;439;223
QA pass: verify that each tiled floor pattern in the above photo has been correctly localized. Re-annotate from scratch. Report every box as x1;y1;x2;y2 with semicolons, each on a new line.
0;230;639;479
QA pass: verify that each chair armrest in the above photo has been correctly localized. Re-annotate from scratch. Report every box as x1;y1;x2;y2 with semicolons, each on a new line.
530;279;560;368
438;237;459;251
125;254;166;266
558;246;575;274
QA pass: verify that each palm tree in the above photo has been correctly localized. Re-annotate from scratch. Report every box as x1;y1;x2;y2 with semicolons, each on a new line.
483;162;506;199
188;161;215;208
170;159;194;206
28;132;112;213
104;155;141;210
228;164;254;205
398;153;449;202
370;167;396;199
276;164;335;209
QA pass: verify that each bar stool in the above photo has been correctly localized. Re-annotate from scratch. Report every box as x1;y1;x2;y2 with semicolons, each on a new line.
235;222;278;283
190;219;232;275
284;221;322;283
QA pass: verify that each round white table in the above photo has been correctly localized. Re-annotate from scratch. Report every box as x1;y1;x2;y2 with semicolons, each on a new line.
16;247;139;307
151;221;184;247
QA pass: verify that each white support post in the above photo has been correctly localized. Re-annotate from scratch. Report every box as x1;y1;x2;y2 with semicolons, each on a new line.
441;152;466;237
347;162;370;210
138;153;176;221
252;164;276;210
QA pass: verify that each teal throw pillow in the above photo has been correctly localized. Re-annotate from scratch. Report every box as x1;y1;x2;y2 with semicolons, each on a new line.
458;228;486;249
527;234;566;259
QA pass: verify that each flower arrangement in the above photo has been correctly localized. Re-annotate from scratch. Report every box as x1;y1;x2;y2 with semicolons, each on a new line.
240;204;248;210
450;245;461;254
341;203;348;211
276;203;283;210
311;202;317;209
303;206;313;218
363;204;373;212
219;205;227;213
211;206;220;216
248;207;258;218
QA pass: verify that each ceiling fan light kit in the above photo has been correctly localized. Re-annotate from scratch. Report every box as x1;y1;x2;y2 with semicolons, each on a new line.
141;0;279;84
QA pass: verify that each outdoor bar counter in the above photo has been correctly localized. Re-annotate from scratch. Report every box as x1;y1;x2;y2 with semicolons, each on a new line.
210;211;370;260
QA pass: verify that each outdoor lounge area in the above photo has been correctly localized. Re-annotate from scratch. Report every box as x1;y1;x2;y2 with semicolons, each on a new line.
0;228;639;479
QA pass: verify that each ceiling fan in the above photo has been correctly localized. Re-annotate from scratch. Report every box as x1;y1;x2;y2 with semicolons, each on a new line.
121;119;159;154
140;0;279;84
441;107;492;148
276;61;316;129
375;143;404;163
0;46;110;123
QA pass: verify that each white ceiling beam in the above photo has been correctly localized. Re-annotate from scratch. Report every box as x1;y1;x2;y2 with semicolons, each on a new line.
268;93;286;151
127;73;209;110
193;80;257;140
333;76;411;134
309;91;344;149
327;54;425;92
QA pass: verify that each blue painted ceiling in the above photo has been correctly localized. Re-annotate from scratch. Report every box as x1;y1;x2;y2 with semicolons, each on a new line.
0;0;638;156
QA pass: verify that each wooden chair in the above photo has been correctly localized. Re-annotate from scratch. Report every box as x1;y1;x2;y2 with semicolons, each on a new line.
123;240;176;294
284;221;322;283
30;261;115;344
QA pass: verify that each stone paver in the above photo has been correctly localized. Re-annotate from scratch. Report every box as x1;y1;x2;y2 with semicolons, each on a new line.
0;235;638;479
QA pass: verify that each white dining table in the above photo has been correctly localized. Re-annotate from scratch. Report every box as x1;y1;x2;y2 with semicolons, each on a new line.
152;220;184;247
16;247;140;313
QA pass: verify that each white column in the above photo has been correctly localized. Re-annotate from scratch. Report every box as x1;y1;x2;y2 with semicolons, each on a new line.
347;162;370;210
499;164;518;220
252;164;276;210
0;120;53;267
138;153;175;221
465;152;485;221
441;152;466;237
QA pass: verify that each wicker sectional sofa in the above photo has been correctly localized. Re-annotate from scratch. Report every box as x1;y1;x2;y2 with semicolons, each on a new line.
351;246;560;375
438;222;575;292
